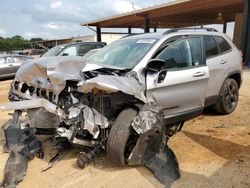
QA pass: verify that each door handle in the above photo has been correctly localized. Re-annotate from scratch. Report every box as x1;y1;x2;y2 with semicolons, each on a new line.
193;71;205;77
219;59;227;64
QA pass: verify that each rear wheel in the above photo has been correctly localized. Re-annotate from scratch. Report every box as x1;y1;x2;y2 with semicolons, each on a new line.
213;78;239;114
107;108;138;166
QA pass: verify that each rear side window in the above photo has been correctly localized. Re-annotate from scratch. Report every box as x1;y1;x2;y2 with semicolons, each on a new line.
204;36;219;58
77;44;97;56
214;36;232;53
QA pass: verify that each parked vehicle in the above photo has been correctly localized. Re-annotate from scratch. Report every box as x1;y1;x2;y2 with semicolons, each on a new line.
0;28;242;187
42;42;106;57
82;48;100;60
0;55;34;79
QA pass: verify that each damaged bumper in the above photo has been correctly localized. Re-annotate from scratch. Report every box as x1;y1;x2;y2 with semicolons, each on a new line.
0;98;64;117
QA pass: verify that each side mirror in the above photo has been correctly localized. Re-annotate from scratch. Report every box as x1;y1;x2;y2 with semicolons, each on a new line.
146;59;166;73
62;53;69;56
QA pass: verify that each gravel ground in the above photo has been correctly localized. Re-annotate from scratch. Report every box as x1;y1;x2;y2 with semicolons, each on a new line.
0;71;249;188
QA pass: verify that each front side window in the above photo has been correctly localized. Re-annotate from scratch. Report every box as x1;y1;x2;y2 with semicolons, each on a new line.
204;36;219;58
42;45;65;57
61;46;77;56
87;38;157;69
214;36;232;53
156;37;203;69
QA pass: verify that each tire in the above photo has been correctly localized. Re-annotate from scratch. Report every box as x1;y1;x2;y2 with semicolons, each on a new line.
107;108;138;166
213;78;239;114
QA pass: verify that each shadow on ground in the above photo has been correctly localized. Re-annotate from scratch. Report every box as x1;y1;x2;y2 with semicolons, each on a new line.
172;131;250;188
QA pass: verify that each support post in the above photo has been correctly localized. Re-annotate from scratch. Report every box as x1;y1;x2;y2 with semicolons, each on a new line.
144;17;150;33
96;25;101;42
241;0;250;66
223;22;227;33
128;26;132;34
154;27;157;32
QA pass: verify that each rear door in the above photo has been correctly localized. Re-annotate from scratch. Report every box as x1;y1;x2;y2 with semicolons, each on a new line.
203;36;231;101
146;36;209;120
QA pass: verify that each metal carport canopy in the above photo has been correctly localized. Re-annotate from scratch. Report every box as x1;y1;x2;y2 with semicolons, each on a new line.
80;0;243;28
80;0;250;65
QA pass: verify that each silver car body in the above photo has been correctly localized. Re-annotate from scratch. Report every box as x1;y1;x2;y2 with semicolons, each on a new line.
0;31;242;186
0;31;242;123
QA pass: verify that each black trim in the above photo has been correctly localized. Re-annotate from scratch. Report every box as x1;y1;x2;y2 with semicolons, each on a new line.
164;107;203;125
163;28;218;35
163;106;179;110
226;70;242;88
204;95;218;107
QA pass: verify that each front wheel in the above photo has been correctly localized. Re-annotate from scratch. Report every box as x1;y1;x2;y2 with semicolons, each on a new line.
107;108;138;166
213;78;239;114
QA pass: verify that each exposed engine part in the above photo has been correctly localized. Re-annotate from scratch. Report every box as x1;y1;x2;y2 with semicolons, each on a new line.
76;139;105;169
27;108;60;129
76;152;94;169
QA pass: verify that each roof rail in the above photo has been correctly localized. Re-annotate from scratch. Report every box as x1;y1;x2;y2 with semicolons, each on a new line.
163;27;218;35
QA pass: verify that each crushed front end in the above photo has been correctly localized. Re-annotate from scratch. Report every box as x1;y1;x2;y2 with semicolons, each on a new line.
0;57;179;188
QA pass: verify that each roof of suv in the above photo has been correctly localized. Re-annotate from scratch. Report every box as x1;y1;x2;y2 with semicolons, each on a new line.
122;28;229;40
56;41;106;48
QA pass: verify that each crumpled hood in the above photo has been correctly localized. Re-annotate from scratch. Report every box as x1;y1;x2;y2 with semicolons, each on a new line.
14;56;85;95
13;57;146;102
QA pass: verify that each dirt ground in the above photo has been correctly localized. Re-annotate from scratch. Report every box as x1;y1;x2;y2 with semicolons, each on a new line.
0;71;249;188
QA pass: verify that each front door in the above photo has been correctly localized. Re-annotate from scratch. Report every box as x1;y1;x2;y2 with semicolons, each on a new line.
146;36;209;120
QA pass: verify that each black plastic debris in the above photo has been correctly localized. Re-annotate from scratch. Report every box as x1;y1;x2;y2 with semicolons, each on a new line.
1;111;43;188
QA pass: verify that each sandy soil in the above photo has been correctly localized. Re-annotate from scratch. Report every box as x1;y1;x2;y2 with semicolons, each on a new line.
0;71;249;188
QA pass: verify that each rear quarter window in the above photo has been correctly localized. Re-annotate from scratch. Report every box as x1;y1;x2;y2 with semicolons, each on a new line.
204;36;219;58
214;36;232;53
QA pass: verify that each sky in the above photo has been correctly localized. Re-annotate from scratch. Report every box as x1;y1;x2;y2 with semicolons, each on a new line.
0;0;235;40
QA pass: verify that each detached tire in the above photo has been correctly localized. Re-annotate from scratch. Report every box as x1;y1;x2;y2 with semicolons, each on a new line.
107;108;138;166
213;78;239;114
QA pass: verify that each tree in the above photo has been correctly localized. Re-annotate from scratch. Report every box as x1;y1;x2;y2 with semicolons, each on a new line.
30;38;43;42
0;36;44;52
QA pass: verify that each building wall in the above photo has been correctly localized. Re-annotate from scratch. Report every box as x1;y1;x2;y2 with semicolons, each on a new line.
97;34;126;44
72;35;95;42
73;34;126;44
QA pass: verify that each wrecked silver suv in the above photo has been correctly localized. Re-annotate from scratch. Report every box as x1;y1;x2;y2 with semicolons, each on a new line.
0;28;242;187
